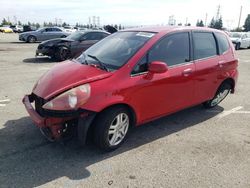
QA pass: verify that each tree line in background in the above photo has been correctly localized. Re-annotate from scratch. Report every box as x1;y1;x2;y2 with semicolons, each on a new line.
1;18;125;30
1;14;250;31
196;14;250;31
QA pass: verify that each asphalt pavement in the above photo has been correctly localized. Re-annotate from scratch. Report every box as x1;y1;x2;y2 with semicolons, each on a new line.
0;33;250;188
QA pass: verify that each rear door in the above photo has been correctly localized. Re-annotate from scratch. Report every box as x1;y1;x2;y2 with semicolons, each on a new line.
52;28;64;38
41;28;54;41
192;31;221;103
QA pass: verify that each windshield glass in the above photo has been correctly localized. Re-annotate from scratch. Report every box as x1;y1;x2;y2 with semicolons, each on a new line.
36;28;44;32
76;31;155;71
64;26;72;29
66;32;85;40
229;32;242;38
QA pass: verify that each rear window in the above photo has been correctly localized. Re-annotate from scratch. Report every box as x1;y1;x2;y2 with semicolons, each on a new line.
215;32;230;54
193;32;217;60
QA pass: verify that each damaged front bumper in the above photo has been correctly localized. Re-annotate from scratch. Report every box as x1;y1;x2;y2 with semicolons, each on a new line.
36;45;55;57
22;94;94;143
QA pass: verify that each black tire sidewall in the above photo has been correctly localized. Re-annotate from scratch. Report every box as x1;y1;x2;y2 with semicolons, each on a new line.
94;107;131;151
236;43;240;50
55;46;70;61
28;36;36;43
204;83;231;108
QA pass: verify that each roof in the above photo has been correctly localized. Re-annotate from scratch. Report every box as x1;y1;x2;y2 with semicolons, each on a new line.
124;26;224;34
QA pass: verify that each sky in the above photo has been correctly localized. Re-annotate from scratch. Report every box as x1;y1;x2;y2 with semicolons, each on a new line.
1;0;250;29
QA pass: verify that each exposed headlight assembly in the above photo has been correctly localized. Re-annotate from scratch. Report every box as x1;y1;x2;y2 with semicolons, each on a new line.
42;84;91;111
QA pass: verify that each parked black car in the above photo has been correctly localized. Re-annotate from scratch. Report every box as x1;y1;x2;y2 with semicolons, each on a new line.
36;30;110;61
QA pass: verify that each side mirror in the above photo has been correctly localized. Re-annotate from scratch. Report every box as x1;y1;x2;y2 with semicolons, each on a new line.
148;61;168;74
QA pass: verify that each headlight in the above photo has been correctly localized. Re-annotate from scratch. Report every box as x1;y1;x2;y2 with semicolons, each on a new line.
42;84;91;111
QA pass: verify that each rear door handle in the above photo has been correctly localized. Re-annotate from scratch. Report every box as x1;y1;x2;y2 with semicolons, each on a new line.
183;68;192;76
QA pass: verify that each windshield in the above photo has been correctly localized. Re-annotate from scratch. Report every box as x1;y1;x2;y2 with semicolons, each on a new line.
76;31;155;71
64;26;72;29
36;28;44;32
66;32;85;40
229;32;242;38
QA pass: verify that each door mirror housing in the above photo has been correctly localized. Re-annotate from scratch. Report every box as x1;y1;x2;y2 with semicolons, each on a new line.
148;61;168;74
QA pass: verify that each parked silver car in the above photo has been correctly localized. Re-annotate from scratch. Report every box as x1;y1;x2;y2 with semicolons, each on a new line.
19;27;70;43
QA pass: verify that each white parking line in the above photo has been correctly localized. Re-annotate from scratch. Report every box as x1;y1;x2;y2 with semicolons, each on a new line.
217;106;243;118
206;106;250;118
233;111;250;114
0;99;10;103
0;99;10;107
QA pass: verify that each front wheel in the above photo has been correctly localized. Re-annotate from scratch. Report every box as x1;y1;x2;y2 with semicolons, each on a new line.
94;107;131;151
27;35;36;43
55;46;70;61
235;43;240;50
203;83;231;108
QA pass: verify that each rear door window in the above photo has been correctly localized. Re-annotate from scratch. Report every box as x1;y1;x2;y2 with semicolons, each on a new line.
193;32;217;60
215;32;230;54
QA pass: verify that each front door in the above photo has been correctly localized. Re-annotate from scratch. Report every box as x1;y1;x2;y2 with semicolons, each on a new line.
130;32;196;123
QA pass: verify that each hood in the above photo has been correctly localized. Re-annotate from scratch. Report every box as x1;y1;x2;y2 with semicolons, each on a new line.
41;38;75;45
230;37;240;42
33;60;112;100
20;31;36;35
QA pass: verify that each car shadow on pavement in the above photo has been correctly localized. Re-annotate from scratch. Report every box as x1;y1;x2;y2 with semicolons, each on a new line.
0;105;223;188
23;57;55;63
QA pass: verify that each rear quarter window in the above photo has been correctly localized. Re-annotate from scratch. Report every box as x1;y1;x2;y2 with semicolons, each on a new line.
215;32;230;54
193;32;217;60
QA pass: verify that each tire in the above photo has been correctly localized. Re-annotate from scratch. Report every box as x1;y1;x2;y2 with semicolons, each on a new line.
235;43;240;50
55;46;70;61
94;106;131;151
203;82;231;108
27;35;36;43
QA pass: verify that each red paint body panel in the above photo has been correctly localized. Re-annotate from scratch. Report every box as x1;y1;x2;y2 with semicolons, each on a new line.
24;26;239;132
33;60;112;100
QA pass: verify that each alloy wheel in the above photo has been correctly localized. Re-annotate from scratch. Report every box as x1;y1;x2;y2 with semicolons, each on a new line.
108;113;129;146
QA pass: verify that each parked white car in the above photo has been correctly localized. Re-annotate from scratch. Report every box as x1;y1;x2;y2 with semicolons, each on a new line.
63;26;77;33
229;32;250;50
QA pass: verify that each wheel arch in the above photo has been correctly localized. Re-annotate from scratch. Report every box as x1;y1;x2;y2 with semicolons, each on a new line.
97;103;137;126
27;35;37;42
216;77;235;95
83;103;137;145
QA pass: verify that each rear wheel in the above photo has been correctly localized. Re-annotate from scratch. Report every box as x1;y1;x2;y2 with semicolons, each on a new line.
94;107;131;151
203;82;231;108
27;35;36;43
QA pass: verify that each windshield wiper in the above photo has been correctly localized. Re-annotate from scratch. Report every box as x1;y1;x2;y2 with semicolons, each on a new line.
87;54;108;71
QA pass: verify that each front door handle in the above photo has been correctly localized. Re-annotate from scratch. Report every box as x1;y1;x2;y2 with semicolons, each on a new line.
183;68;192;77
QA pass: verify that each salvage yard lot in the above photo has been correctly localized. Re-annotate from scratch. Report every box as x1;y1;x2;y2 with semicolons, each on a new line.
0;33;250;188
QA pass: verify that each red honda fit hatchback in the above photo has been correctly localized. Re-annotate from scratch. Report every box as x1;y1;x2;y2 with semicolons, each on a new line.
23;27;238;151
